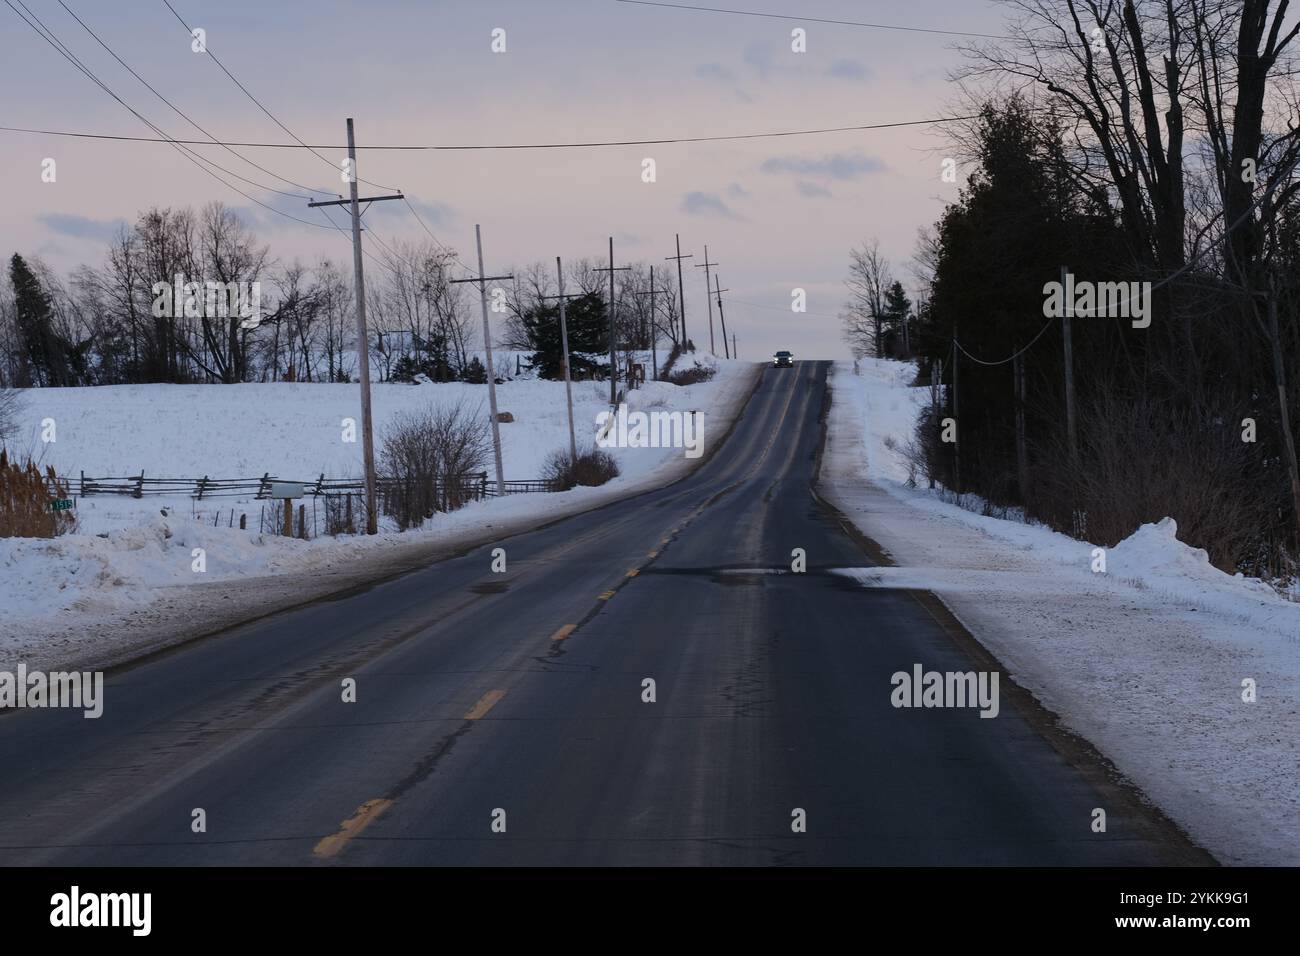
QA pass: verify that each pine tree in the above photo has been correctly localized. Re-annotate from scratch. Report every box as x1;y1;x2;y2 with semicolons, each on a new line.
882;281;911;358
523;292;608;380
9;254;66;387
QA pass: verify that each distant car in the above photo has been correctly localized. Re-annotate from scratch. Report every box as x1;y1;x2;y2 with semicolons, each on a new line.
773;350;794;368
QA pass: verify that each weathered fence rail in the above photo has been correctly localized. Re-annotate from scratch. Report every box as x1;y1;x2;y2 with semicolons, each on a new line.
67;471;558;499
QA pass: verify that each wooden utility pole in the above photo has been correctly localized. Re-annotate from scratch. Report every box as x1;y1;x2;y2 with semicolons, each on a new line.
952;331;961;492
1061;265;1078;466
929;357;942;490
1014;348;1029;504
540;258;583;464
306;118;403;534
713;275;730;359
633;265;672;382
449;226;513;494
665;234;693;347
731;332;737;360
594;237;631;405
694;245;719;355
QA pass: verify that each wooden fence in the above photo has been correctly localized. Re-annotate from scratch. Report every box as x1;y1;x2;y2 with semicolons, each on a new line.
69;470;557;500
49;470;561;540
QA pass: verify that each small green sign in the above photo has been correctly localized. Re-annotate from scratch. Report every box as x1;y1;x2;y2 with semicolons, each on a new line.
51;498;73;511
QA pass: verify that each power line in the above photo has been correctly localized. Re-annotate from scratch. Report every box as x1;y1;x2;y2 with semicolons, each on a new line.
3;0;340;232
0;114;980;150
55;0;334;200
160;0;397;193
611;0;1015;41
155;1;475;278
955;317;1055;367
728;296;839;319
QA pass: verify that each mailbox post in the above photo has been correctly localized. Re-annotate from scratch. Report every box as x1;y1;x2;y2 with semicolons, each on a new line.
269;482;306;537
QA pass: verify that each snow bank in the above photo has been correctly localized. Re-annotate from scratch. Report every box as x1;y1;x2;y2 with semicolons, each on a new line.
1;360;758;664
822;357;1300;866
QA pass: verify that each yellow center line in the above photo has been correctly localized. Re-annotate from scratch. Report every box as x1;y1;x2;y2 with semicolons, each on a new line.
598;590;615;600
647;549;658;558
313;798;393;859
626;569;639;577
464;689;506;720
550;624;577;642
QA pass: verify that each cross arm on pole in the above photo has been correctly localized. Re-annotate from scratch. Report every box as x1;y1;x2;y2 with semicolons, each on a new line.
449;274;514;286
307;193;404;208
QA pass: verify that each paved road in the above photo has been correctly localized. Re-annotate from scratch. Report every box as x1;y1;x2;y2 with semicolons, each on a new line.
0;362;1208;865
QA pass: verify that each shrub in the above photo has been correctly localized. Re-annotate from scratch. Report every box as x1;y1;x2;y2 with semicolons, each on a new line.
665;364;716;386
542;446;621;491
0;449;76;539
379;400;489;530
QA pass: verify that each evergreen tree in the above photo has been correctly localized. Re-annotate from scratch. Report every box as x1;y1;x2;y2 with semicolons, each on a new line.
8;254;66;387
523;292;608;380
881;280;911;357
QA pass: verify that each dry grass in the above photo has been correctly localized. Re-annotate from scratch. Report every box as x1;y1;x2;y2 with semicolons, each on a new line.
0;448;77;538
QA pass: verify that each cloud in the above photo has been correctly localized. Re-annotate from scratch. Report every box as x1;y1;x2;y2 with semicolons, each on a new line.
366;196;453;228
37;213;128;243
695;62;736;83
727;183;751;198
761;152;885;181
681;191;740;219
742;44;775;79
827;58;871;82
796;181;833;198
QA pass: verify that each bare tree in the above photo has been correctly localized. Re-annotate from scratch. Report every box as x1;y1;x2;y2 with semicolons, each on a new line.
842;239;892;357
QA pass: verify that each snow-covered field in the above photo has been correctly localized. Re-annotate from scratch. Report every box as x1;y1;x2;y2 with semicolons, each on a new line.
822;358;1300;866
0;355;757;667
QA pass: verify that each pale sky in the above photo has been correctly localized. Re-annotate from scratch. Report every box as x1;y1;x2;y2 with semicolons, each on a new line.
0;0;1006;359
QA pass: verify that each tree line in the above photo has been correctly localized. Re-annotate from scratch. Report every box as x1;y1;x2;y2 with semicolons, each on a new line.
844;0;1300;578
1;201;689;390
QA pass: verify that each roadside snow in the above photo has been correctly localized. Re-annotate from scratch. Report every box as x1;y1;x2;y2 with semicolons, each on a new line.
822;358;1300;866
1;358;757;669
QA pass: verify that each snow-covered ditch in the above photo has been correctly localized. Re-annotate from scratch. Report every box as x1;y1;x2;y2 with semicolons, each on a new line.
821;357;1300;866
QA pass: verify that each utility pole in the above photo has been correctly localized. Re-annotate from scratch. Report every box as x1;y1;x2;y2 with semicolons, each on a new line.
449;226;513;495
731;332;737;360
665;234;693;347
713;275;730;360
634;265;672;381
694;245;719;355
594;236;631;405
540;258;583;464
306;118;403;535
1060;264;1078;466
952;330;961;492
1014;348;1029;504
929;357;942;490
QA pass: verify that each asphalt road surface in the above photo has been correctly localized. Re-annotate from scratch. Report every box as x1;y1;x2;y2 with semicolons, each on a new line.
0;362;1210;866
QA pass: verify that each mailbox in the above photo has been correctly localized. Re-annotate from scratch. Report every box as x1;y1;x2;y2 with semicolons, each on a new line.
268;482;306;499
